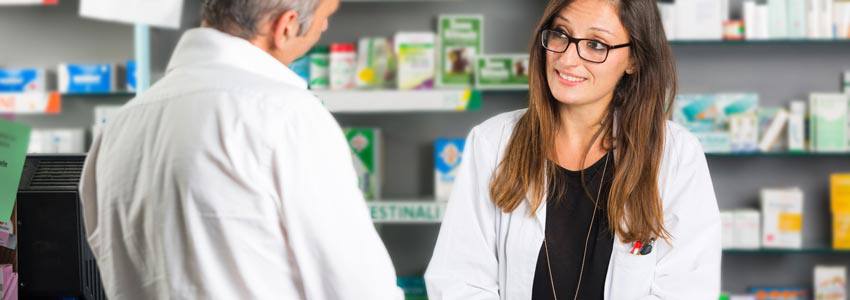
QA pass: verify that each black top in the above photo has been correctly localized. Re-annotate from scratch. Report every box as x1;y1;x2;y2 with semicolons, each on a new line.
531;153;615;300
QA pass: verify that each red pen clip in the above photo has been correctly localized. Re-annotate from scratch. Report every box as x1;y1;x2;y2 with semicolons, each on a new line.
630;241;643;255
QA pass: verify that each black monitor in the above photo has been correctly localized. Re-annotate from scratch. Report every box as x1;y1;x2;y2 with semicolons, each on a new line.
17;155;105;300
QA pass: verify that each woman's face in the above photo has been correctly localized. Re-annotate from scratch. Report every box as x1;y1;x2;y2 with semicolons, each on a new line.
546;0;633;108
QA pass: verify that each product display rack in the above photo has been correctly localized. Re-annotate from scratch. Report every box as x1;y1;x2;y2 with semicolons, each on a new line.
5;0;850;297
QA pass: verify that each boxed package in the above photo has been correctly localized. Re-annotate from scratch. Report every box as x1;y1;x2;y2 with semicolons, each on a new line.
434;138;465;201
674;93;759;152
832;173;850;250
809;93;848;152
787;101;807;152
345;128;382;200
694;131;732;154
28;128;86;154
757;107;788;152
58;63;116;94
721;211;735;249
733;209;762;250
729;112;759;153
126;60;137;92
474;54;529;90
814;266;847;300
355;37;395;89
289;56;310;85
395;32;436;90
308;46;330;90
0;68;46;92
761;187;804;249
437;15;483;88
674;93;759;132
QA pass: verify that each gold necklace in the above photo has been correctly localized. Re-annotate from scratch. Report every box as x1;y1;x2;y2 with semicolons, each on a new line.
543;152;610;300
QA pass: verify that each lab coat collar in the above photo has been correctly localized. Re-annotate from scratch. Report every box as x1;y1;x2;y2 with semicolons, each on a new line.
166;27;308;89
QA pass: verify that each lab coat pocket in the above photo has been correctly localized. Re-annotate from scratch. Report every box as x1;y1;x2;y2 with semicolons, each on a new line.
609;241;656;298
613;241;656;269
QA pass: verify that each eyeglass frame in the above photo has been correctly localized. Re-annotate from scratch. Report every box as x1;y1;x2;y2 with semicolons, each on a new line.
540;29;631;63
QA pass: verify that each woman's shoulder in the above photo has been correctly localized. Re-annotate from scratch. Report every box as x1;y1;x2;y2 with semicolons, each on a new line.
470;109;526;144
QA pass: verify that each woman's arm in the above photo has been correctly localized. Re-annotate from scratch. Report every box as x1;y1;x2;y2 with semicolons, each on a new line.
642;129;722;300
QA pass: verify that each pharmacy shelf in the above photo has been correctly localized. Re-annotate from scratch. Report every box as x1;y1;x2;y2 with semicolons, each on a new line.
723;248;850;255
315;89;482;113
706;152;850;158
369;200;446;224
669;39;850;46
61;92;135;98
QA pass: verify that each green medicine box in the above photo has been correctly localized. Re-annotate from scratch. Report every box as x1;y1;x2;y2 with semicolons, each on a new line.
437;15;484;88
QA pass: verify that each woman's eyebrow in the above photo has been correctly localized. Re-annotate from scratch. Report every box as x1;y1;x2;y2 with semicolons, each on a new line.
556;15;616;38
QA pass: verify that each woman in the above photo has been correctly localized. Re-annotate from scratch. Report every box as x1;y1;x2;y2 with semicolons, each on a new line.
425;0;721;299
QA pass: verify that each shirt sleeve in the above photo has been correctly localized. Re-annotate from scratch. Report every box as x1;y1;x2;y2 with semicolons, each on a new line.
641;130;722;300
268;95;403;300
425;126;501;300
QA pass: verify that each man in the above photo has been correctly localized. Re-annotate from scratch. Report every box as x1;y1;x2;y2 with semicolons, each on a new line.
79;0;403;299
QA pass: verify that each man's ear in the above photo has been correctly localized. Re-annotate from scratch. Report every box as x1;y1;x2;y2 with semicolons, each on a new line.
271;10;301;49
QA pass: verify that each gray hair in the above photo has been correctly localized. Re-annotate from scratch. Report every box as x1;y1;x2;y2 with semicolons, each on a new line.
202;0;320;39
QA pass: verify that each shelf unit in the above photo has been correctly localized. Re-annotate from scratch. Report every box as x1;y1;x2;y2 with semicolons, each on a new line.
316;89;482;113
723;248;850;255
6;0;850;296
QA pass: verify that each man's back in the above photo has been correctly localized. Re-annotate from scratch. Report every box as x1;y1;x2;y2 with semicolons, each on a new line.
79;28;402;300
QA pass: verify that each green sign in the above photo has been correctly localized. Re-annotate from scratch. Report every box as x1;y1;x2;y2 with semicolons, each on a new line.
0;119;30;222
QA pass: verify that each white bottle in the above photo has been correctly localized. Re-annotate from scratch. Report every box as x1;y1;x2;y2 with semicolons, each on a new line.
330;43;357;90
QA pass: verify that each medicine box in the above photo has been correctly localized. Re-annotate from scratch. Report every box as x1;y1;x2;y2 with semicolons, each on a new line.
733;209;761;250
761;188;804;249
0;68;46;92
814;266;847;300
395;32;436;90
474;54;529;90
58;63;116;94
345;128;382;200
434;138;465;201
437;15;483;88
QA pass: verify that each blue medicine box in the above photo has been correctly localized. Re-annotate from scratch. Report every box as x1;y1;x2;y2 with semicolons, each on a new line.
0;68;46;92
58;63;115;94
126;60;137;92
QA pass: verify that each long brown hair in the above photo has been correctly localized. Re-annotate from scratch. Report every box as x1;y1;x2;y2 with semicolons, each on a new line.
489;0;676;243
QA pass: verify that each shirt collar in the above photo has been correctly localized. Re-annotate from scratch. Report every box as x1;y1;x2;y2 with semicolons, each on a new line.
166;27;307;89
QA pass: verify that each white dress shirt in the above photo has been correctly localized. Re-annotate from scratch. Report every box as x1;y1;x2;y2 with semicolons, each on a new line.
79;28;403;300
425;110;722;300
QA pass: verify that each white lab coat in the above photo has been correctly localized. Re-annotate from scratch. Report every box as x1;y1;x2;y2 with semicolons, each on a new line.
425;110;721;300
79;28;403;300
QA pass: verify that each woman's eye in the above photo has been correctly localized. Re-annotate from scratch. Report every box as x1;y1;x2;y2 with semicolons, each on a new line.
586;40;607;50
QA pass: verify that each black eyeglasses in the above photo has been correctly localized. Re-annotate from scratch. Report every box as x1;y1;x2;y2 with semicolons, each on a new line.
541;29;631;63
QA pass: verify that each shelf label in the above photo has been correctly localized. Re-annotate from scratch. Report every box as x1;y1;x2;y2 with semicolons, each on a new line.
369;202;446;223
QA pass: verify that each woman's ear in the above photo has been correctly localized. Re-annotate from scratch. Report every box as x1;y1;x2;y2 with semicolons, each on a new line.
625;62;636;75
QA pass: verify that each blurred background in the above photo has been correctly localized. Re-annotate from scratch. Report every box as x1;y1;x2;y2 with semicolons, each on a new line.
1;0;849;299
